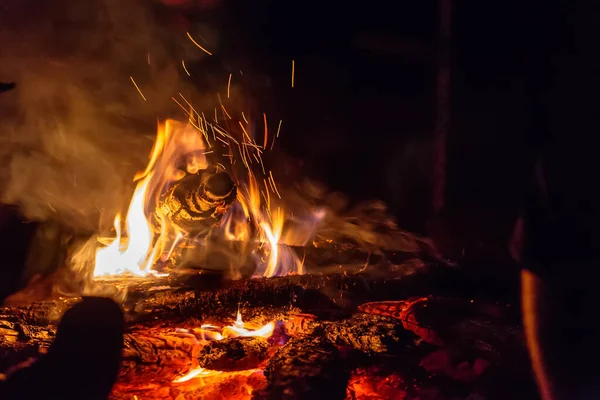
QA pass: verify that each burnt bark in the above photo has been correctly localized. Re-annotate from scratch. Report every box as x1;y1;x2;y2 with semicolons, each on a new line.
322;313;417;354
197;337;270;371
252;337;349;400
0;262;463;328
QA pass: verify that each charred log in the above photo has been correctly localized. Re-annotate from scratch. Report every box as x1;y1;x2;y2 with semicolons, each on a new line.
156;168;236;235
197;337;270;371
253;337;349;400
0;262;458;328
322;313;417;354
120;328;199;381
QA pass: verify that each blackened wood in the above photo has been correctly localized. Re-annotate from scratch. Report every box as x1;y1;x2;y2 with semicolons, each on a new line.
252;337;349;400
323;313;417;354
0;263;465;328
197;337;270;371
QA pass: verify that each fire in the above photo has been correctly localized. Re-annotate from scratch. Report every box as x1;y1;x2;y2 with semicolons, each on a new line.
229;174;306;278
91;107;316;277
93;177;155;276
189;311;275;341
93;120;207;277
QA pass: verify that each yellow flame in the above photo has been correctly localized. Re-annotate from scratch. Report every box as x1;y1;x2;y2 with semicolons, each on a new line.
92;111;312;278
94;176;155;277
93;120;207;277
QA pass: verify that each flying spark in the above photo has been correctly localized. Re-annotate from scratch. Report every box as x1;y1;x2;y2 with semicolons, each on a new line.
186;32;213;56
182;60;191;76
130;76;147;101
227;73;232;98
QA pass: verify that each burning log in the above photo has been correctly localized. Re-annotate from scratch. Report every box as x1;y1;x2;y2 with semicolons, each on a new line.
120;328;200;381
322;313;417;354
197;337;270;371
253;337;349;400
156;168;237;235
358;297;445;345
0;262;454;328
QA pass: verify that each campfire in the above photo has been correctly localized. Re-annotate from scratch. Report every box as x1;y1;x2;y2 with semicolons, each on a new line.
0;112;534;399
0;3;537;398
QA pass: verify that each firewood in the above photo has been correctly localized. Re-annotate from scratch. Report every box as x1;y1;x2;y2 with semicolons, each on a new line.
197;337;270;371
322;313;417;354
0;262;452;329
252;337;349;400
120;328;200;381
156;169;236;235
358;298;445;345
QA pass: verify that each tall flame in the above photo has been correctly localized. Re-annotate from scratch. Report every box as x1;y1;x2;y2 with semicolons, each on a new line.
92;113;317;278
94;176;155;276
231;173;306;278
93;120;206;277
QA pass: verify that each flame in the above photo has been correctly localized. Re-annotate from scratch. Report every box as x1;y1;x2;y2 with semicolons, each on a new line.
93;120;207;277
94;177;155;277
91;109;319;277
229;173;306;278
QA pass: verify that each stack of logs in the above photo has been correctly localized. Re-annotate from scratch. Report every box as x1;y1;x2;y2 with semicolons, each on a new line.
0;268;536;400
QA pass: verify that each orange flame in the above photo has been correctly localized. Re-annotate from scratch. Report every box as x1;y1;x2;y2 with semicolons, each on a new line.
91;111;316;278
93;120;207;277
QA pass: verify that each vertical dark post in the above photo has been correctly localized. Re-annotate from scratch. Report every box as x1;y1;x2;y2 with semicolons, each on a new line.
432;0;452;213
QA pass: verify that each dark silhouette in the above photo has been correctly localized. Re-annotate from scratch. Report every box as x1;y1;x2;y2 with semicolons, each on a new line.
0;297;124;400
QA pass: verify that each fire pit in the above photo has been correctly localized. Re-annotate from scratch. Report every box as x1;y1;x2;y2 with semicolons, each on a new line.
0;118;536;399
0;272;534;399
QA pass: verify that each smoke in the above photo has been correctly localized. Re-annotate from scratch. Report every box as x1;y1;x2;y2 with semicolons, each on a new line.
0;0;221;233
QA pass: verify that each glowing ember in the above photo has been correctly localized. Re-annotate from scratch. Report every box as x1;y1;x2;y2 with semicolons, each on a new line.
173;367;221;383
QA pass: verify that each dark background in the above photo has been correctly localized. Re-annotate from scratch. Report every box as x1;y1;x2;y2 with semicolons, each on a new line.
3;0;598;298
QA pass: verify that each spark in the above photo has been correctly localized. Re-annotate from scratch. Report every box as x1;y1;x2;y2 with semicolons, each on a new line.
186;32;213;56
178;93;199;118
271;120;283;150
242;111;249;124
266;174;276;193
291;59;295;88
220;104;232;120
263;113;269;149
238;121;252;142
171;97;191;118
147;53;151;65
181;60;191;76
130;76;147;101
227;73;232;98
269;170;282;199
216;136;229;146
258;154;266;174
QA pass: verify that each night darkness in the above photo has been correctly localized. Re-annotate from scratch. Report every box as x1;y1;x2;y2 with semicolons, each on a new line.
2;1;600;398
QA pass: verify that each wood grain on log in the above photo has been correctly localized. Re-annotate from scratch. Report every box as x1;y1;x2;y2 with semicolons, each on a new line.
253;337;349;400
197;337;270;371
323;313;417;354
